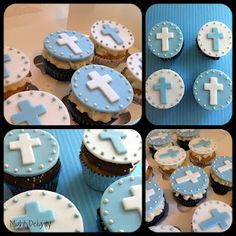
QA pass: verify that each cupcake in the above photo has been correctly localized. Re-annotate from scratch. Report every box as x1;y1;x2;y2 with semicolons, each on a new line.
189;137;216;166
146;180;168;226
42;31;94;81
146;69;185;109
210;156;232;195
146;129;173;156
67;64;134;125
4;190;84;232
148;21;184;60
4;47;32;100
145;160;152;180
154;146;187;175
193;69;232;111
170;165;209;207
176;129;200;151
4;129;61;195
4;90;70;125
122;52;142;103
192;200;232;232
90;20;134;67
98;175;142;232
197;21;232;60
149;225;181;232
80;129;142;191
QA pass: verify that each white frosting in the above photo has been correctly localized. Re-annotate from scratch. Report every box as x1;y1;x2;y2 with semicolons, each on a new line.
149;225;181;232
174;190;206;200
189;137;216;155
4;190;84;232
83;129;141;164
145;198;165;222
211;172;232;187
126;52;142;82
4;91;70;125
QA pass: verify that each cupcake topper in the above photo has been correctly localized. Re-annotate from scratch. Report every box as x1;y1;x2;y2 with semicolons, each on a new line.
4;53;11;78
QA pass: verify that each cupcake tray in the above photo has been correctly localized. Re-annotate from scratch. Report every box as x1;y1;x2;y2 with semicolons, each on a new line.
146;129;232;232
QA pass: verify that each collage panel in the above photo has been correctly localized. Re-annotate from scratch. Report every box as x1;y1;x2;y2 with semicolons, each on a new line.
145;129;232;232
4;129;142;232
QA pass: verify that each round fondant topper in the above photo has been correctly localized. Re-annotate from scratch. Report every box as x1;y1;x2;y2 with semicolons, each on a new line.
192;200;232;232
189;137;216;155
176;129;200;138
100;176;142;232
146;129;172;147
4;190;84;232
148;21;183;59
197;21;232;58
211;156;232;183
71;64;134;113
170;165;209;195
90;20;134;51
4;91;70;125
4;129;59;177
83;129;141;164
149;225;181;232
126;52;142;81
4;47;31;87
44;31;94;62
146;69;185;109
193;69;232;111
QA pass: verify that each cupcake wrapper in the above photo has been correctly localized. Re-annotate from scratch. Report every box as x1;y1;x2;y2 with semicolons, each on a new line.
173;192;207;207
92;55;125;68
210;175;232;195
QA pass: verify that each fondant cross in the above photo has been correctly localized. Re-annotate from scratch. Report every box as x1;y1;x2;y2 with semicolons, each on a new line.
122;185;142;215
176;170;201;184
87;71;120;103
199;208;229;230
217;160;232;173
9;133;41;165
193;140;211;149
13;201;56;232
204;77;223;106
11;100;47;125
146;188;155;203
207;28;223;51
156;27;174;51
56;33;82;54
149;132;168;141
101;24;124;45
159;149;179;159
4;54;11;78
154;77;172;104
99;130;127;154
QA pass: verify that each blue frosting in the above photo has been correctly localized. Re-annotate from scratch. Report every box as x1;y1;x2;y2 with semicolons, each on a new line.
148;21;183;59
211;156;232;183
13;201;56;232
199;208;230;231
71;64;133;113
207;27;224;51
170;165;209;195
99;130;127;154
101;24;124;45
153;77;172;104
4;129;59;177
146;181;164;215
4;53;11;78
147;129;172;146
193;70;232;111
11;100;47;125
43;31;94;62
100;176;141;232
176;129;200;138
159;149;180;159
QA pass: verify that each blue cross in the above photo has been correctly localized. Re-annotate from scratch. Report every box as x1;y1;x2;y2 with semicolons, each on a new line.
159;149;179;159
99;130;127;154
11;100;47;125
199;208;229;230
13;201;56;232
207;27;223;51
154;77;172;104
101;24;124;45
4;54;11;78
193;140;210;148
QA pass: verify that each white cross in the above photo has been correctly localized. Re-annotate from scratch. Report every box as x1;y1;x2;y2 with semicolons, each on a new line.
9;133;41;165
217;160;232;173
146;188;155;203
149;132;168;141
156;27;174;51
122;185;142;216
204;77;223;106
176;170;201;184
87;71;120;103
56;33;82;54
